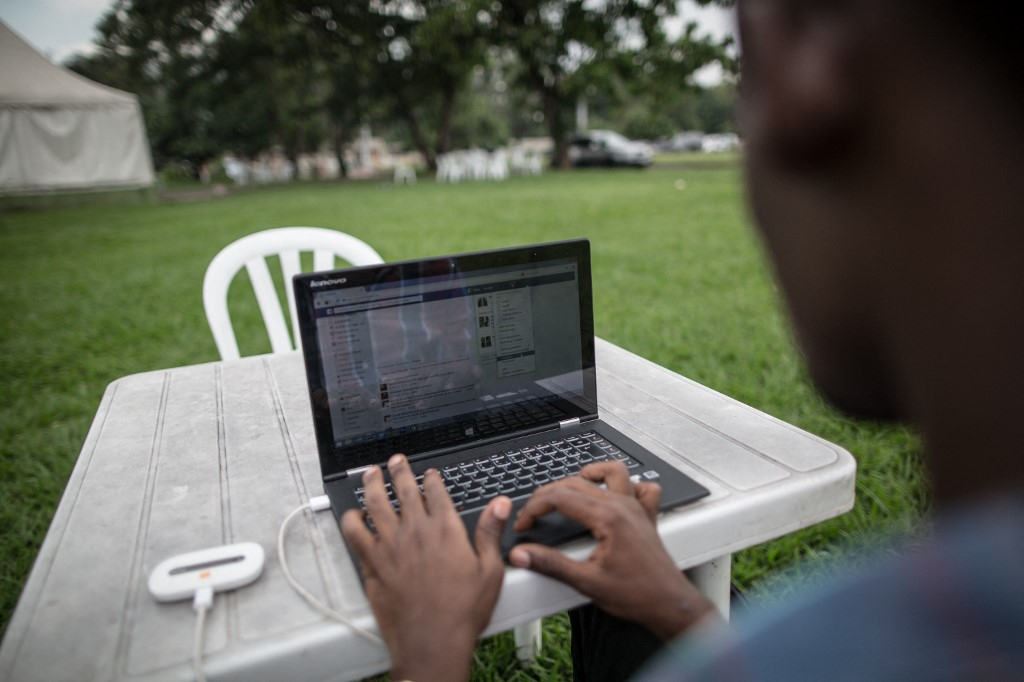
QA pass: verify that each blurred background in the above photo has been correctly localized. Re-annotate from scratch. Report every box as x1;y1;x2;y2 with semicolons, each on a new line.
2;0;738;190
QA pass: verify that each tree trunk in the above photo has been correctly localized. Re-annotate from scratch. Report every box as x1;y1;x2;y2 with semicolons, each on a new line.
333;132;349;178
437;82;457;155
544;88;569;169
400;103;436;172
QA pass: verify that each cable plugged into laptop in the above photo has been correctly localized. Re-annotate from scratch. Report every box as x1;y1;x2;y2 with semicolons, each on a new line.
308;494;332;513
278;495;384;645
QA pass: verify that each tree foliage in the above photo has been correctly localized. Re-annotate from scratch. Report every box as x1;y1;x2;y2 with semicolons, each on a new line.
66;0;235;172
66;0;736;174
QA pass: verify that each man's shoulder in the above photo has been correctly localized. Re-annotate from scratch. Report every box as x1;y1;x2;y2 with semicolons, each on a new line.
639;492;1024;681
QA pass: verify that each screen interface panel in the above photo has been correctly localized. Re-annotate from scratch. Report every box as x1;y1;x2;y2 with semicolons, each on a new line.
311;255;589;461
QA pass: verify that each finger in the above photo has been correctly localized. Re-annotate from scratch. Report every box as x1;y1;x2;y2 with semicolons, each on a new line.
340;508;378;569
474;496;511;573
421;468;456;516
387;453;426;519
634;482;662;521
580;461;632;493
508;542;595;590
514;484;609;532
360;465;399;536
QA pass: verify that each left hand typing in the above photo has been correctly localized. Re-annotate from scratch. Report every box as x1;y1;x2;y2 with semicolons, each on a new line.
341;453;511;682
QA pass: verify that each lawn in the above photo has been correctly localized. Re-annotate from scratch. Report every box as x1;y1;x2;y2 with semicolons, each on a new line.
0;162;925;678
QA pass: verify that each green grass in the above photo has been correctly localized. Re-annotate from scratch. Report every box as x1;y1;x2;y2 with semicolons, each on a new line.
0;165;925;676
652;150;741;167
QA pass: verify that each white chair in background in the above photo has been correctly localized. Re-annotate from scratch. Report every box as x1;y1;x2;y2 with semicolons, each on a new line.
436;153;464;183
393;165;417;185
467;148;489;180
487;149;509;181
525;150;544;175
203;227;384;360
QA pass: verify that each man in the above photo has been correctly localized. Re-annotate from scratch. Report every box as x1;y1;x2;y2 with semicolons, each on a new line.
341;0;1024;679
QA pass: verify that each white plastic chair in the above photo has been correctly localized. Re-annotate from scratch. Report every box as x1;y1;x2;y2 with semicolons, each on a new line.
203;227;384;360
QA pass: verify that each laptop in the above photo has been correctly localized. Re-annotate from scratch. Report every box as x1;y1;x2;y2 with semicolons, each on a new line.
293;238;709;553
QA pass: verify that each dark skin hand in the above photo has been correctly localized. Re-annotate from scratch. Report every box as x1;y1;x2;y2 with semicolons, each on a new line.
341;454;511;682
509;462;719;641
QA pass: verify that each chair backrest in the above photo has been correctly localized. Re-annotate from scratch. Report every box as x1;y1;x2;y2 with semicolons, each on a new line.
203;227;384;360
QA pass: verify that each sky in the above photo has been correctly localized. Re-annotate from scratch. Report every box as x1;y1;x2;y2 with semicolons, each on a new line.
0;0;112;63
0;0;736;83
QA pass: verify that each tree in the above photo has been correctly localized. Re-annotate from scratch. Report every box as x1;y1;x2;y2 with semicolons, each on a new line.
209;5;331;166
67;0;235;173
696;82;737;133
487;0;731;167
66;0;737;175
286;0;492;172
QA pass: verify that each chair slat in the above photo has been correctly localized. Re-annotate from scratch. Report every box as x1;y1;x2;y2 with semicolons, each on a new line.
245;257;293;354
312;249;335;272
279;249;302;350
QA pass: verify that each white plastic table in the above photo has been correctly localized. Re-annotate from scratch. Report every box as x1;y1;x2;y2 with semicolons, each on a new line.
0;339;856;682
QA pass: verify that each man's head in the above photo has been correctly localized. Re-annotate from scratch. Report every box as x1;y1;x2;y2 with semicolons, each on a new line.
737;0;1024;430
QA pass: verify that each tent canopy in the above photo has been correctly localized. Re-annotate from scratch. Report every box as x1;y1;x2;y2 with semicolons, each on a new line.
0;21;155;194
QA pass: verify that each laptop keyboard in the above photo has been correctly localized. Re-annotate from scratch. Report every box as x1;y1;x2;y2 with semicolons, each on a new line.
339;397;566;465
354;431;662;520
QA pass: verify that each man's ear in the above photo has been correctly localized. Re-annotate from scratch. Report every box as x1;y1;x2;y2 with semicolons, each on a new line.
739;0;864;166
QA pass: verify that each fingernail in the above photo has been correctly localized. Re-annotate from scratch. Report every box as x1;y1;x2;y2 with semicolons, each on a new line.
363;466;378;480
493;496;511;520
509;548;530;569
388;454;404;468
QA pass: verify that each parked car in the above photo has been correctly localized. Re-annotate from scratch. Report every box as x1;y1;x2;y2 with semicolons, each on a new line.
701;132;741;153
661;130;705;152
567;130;653;168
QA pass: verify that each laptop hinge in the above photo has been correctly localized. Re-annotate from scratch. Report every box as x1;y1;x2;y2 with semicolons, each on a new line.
345;465;373;477
559;417;582;428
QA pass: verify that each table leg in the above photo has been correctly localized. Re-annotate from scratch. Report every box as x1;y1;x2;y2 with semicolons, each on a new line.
684;554;732;621
513;619;543;666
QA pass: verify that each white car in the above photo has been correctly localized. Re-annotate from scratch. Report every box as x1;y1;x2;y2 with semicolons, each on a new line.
701;133;741;153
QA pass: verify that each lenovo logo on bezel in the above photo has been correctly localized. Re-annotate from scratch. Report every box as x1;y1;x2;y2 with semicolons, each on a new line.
311;277;347;288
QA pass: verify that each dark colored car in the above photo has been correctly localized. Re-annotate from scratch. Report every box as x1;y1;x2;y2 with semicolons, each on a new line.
567;130;653;168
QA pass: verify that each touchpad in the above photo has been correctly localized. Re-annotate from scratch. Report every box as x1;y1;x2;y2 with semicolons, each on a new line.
498;497;591;557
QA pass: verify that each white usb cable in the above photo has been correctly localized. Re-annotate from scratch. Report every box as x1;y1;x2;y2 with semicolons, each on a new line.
277;496;384;645
192;586;214;682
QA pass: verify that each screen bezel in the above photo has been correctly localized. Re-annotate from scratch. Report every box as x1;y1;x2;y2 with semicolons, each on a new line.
293;238;597;478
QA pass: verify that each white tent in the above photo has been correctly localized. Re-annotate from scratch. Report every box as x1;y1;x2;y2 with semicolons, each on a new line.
0;21;155;195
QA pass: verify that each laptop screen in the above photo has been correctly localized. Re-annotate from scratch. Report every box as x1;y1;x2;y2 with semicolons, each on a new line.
294;239;598;476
